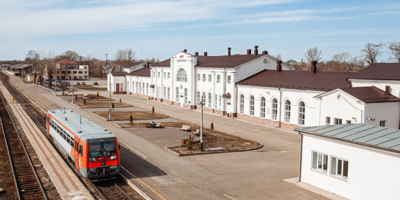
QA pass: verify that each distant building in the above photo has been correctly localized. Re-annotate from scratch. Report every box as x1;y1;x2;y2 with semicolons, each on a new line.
296;124;400;200
54;59;89;80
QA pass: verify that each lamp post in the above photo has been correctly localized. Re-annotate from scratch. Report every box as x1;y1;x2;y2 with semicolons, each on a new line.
107;53;111;121
72;70;75;104
198;97;205;151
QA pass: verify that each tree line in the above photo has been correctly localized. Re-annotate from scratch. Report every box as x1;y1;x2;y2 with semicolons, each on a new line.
285;41;400;72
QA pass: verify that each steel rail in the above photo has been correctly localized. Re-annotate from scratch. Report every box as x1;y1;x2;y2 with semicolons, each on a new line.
0;91;48;200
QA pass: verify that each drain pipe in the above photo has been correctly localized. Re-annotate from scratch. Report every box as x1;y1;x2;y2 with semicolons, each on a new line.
298;131;303;182
278;88;282;127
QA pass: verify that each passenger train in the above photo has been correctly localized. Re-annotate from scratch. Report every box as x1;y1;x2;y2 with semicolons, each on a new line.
46;109;120;181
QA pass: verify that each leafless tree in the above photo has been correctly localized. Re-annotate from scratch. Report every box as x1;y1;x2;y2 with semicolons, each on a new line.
304;47;323;63
115;48;135;70
388;41;400;63
60;50;80;61
331;52;351;63
361;42;385;66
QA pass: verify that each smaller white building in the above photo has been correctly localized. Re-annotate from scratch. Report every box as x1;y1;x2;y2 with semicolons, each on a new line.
296;124;400;200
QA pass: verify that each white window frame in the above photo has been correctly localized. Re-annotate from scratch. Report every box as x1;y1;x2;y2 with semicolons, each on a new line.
202;74;206;81
250;96;254;116
168;72;170;79
298;101;305;125
379;120;386;127
146;83;148;95
272;98;278;120
260;97;265;118
164;72;166;78
240;94;244;113
335;118;342;124
177;69;187;82
312;151;328;173
167;87;170;100
197;92;200;103
197;74;200;81
164;87;166;99
208;74;212;82
284;100;291;122
208;93;212;108
216;75;220;83
175;87;179;102
184;88;188;104
227;75;231;83
219;95;222;110
330;156;349;180
158;72;160;78
326;117;331;125
214;95;218;110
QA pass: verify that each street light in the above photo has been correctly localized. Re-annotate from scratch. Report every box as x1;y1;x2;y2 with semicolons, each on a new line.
54;62;57;96
198;97;205;151
107;53;111;121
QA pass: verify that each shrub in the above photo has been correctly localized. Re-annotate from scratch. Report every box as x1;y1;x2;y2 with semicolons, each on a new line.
152;106;155;114
83;99;86;105
186;135;192;150
97;91;99;97
119;98;121;104
129;115;133;124
210;122;214;133
74;95;77;100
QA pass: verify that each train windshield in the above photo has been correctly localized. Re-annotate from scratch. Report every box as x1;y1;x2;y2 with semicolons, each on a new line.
89;141;116;157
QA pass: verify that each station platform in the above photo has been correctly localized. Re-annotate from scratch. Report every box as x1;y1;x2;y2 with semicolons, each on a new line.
0;82;93;200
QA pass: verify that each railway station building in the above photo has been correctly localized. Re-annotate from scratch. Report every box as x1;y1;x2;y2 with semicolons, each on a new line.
108;48;400;129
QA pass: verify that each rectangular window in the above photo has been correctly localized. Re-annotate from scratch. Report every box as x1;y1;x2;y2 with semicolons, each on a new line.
202;74;206;81
164;72;166;78
346;120;351;124
380;120;386;127
216;75;220;83
197;74;200;81
158;72;160;78
157;87;160;97
331;156;349;179
326;117;330;125
227;75;231;83
214;95;218;109
219;96;222;110
208;74;212;82
334;118;342;125
167;88;170;100
168;72;170;79
312;151;328;172
164;87;166;99
184;88;188;104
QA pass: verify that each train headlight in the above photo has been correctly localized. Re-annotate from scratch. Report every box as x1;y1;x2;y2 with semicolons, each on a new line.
89;158;96;162
110;155;117;160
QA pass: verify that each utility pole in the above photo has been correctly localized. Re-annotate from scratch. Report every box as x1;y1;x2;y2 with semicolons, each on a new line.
199;97;205;151
72;70;75;104
107;53;111;121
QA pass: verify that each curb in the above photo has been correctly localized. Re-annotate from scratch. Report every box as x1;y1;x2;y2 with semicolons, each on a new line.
165;143;264;157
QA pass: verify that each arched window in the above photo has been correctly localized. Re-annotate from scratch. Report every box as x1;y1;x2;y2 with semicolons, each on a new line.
260;97;266;118
250;96;254;116
197;91;200;103
177;68;187;82
214;95;218;109
298;101;305;125
167;87;170;100
240;94;244;113
272;98;278;120
208;93;212;108
202;92;206;101
285;100;291;122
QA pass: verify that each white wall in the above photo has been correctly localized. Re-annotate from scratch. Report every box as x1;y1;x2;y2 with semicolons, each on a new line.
107;73;126;92
237;85;321;126
126;75;152;96
301;134;400;200
366;102;400;129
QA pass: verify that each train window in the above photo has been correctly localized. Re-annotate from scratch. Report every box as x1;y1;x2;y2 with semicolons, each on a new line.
79;145;83;156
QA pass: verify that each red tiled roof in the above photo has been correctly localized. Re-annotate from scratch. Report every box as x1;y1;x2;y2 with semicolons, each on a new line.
349;63;400;80
237;70;354;91
111;72;127;76
152;59;170;67
196;54;264;68
57;59;78;64
123;62;146;69
340;86;400;103
128;68;150;77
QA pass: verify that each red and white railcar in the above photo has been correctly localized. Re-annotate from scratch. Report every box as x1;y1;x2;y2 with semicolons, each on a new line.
46;109;120;181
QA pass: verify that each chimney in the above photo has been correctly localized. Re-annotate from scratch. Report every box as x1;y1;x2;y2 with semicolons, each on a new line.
385;85;391;95
262;50;268;55
183;49;187;53
195;52;198;56
276;60;282;72
311;61;317;74
204;52;208;56
254;45;259;55
146;62;149;68
228;47;231;56
247;49;252;55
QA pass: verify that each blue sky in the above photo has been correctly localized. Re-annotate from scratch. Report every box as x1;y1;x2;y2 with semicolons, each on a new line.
1;0;399;62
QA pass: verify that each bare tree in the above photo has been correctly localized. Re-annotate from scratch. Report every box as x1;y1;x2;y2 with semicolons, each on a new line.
115;48;135;70
304;47;323;63
60;50;79;61
332;52;351;63
388;41;400;63
361;42;385;66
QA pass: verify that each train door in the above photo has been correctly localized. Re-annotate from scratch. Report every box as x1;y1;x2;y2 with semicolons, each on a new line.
74;139;81;170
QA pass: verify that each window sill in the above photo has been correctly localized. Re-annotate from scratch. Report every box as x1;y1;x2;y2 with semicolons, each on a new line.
311;168;328;176
329;174;348;182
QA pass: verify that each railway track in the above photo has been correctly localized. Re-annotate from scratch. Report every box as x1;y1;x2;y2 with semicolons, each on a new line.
0;72;138;200
0;88;47;199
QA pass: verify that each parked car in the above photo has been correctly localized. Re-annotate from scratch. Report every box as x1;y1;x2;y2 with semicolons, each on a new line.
76;82;80;85
93;82;98;85
81;82;86;85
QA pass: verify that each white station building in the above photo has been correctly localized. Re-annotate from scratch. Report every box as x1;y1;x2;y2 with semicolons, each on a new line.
108;47;400;129
296;124;400;200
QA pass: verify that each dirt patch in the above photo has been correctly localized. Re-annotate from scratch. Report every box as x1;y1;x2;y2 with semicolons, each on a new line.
75;85;107;91
75;101;131;108
93;111;169;121
64;94;110;101
117;122;262;155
